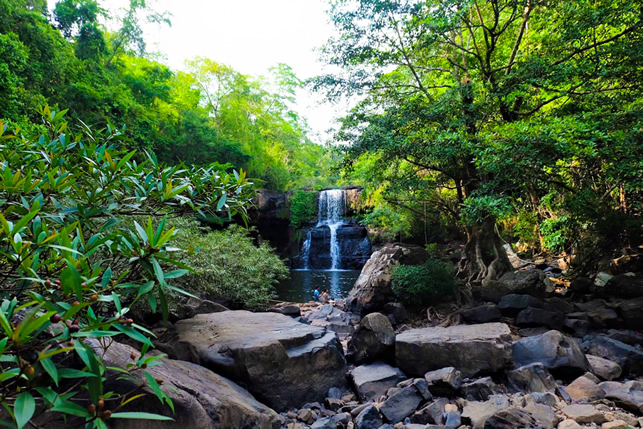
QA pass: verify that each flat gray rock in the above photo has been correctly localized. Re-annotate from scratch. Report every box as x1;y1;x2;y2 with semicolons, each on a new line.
350;362;406;401
396;323;512;377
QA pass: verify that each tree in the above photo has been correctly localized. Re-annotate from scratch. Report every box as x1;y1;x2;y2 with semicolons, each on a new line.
317;0;643;282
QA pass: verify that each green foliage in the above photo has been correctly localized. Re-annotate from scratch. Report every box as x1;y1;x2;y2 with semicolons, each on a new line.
539;216;575;253
0;0;333;192
169;219;289;310
318;0;643;269
391;259;457;305
359;207;413;244
0;107;253;427
289;190;317;228
460;196;514;227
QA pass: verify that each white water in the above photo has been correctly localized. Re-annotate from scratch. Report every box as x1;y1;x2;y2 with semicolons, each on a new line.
300;189;346;270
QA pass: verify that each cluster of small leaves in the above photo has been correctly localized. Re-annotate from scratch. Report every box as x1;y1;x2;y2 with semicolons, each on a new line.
289;190;317;229
460;195;514;227
0;107;254;428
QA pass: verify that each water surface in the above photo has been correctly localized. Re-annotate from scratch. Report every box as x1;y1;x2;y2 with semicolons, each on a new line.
275;269;360;303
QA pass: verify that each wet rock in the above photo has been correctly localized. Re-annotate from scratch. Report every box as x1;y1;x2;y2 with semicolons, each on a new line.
512;330;590;378
515;307;565;330
483;408;538;429
507;363;557;393
604;381;643;414
424;367;463;397
382;302;409;324
561;404;606;424
498;294;545;316
461;377;499;401
396;323;512;377
565;375;605;402
347;312;395;364
563;318;590;338
498;269;547;297
587;354;622;381
155;310;346;411
461;395;511;428
606;329;643;347
93;341;279;429
616;297;643;330
354;405;383;429
303;304;357;335
602;273;643;298
345;244;428;315
582;335;643;375
461;305;502;324
545;297;575;314
349;362;406;401
379;386;423;424
575;299;618;328
568;277;593;294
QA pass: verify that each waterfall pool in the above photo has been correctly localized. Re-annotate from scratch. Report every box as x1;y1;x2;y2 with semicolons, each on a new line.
274;269;361;303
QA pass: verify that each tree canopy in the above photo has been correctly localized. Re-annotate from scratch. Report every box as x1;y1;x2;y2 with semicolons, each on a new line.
319;0;643;280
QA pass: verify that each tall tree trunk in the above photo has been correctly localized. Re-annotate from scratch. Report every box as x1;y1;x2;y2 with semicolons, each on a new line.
458;216;513;286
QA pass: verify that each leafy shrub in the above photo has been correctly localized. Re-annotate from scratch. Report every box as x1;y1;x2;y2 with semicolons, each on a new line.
0;107;253;428
461;195;513;226
170;219;289;309
391;258;458;305
289;190;317;228
539;216;574;253
359;207;413;244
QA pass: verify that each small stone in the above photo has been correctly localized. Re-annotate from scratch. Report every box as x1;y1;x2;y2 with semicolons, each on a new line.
557;419;582;429
412;378;433;401
379;386;423;424
328;387;343;399
425;367;463;397
587;354;623;381
297;408;313;423
601;421;629;429
325;397;344;411
354;405;382;429
565;375;606;402
562;404;607;424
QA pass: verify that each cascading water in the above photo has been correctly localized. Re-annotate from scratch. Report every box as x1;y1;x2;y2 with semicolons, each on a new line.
299;189;347;270
318;189;346;270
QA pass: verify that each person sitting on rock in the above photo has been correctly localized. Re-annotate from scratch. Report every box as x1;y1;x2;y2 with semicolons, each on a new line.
313;287;320;302
322;289;330;303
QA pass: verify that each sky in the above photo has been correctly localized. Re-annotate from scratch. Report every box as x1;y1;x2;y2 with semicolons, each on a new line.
105;0;346;143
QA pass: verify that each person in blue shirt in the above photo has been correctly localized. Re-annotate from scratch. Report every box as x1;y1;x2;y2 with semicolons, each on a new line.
313;287;320;302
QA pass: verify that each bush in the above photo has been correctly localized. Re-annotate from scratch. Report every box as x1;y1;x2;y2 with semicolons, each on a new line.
391;258;457;305
170;219;289;309
289;189;317;228
0;107;253;428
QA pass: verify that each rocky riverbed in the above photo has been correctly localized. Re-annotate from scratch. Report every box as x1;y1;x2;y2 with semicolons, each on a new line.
92;243;643;429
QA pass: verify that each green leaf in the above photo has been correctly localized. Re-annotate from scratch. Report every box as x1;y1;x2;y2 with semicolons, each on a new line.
101;267;113;288
14;392;35;429
109;412;173;420
41;357;59;386
61;265;82;299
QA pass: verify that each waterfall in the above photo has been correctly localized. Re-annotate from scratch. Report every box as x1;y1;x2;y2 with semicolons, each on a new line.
298;189;346;270
300;230;312;270
317;189;345;270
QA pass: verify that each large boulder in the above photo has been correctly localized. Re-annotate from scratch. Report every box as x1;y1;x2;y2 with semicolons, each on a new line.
155;311;346;411
604;381;643;414
616;297;643;330
395;323;513;377
95;341;280;429
602;273;643;298
347;312;395;364
349;362;406;401
586;354;622;381
515;307;564;330
581;335;643;375
461;304;502;324
497;269;547;297
512;330;590;378
507;363;557;393
345;243;428;315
